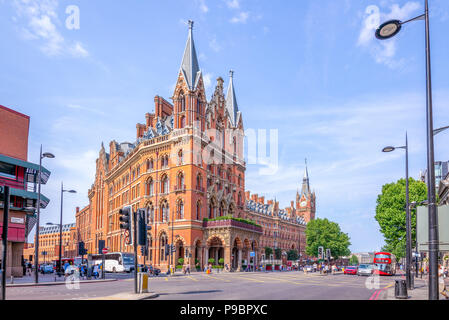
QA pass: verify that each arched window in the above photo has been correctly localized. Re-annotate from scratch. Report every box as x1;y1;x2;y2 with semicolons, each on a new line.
177;172;184;190
180;93;186;112
178;150;183;165
147;204;154;223
233;137;237;154
196;202;201;220
208;203;213;219
147;159;153;171
161;175;169;194
238;192;242;206
180;116;186;128
160;233;168;261
177;200;184;220
146;178;154;196
196;174;202;190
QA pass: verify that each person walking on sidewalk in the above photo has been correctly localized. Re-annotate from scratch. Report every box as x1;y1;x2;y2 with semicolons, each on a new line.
439;265;448;299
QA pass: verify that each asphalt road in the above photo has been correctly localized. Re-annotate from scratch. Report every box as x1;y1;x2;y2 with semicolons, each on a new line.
4;271;403;300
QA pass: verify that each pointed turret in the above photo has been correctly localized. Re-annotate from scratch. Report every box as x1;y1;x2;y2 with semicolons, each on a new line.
226;70;241;127
300;159;311;199
180;20;201;91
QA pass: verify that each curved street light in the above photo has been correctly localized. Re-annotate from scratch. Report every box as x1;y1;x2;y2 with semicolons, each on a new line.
382;133;412;290
375;0;439;300
34;146;55;284
58;183;77;274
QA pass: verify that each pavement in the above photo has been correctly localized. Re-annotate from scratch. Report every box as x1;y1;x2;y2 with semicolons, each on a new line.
381;274;449;300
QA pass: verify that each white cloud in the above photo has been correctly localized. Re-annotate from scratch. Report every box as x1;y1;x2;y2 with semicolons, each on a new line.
203;73;213;89
69;41;89;58
230;12;249;24
226;0;240;9
198;0;209;13
357;2;420;69
11;0;89;58
209;37;221;52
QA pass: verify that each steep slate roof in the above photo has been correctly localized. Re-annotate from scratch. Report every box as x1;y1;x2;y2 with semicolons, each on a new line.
225;70;241;127
180;20;201;90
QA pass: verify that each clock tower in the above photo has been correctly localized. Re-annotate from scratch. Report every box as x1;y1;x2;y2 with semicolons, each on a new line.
296;160;316;223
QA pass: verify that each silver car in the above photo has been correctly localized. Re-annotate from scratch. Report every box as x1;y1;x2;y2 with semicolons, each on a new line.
357;264;374;276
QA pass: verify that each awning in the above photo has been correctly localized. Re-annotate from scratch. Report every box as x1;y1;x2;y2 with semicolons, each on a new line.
0;154;51;184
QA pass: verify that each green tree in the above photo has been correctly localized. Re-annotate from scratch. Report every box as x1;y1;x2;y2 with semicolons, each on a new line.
375;178;427;259
349;255;359;265
178;258;184;265
287;249;298;261
274;248;282;260
305;218;351;259
264;247;273;258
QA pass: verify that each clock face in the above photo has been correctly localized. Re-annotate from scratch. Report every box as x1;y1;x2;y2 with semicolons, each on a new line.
300;201;307;207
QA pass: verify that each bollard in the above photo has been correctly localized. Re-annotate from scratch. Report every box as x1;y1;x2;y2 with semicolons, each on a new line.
137;272;148;294
10;276;14;284
395;279;408;299
410;276;414;290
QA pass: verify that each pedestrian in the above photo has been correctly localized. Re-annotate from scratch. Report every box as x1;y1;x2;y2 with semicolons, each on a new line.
439;265;448;300
27;262;32;276
93;264;99;279
186;264;190;274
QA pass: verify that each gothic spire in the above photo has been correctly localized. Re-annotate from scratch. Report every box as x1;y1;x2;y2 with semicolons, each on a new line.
180;20;201;90
226;70;240;127
301;159;310;199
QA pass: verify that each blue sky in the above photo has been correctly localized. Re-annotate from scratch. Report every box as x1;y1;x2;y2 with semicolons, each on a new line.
1;0;449;253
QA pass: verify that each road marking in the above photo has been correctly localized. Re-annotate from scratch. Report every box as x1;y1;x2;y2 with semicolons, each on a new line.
202;274;231;282
165;277;168;281
187;276;198;282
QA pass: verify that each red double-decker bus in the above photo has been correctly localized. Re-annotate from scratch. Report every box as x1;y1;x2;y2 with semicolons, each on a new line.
373;252;396;276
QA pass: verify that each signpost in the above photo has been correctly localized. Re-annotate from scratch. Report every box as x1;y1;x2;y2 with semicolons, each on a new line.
102;247;108;279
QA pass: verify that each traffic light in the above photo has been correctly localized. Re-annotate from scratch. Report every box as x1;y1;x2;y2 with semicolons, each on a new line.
318;247;324;260
136;209;147;246
326;249;331;260
119;206;133;245
165;244;170;258
78;241;85;256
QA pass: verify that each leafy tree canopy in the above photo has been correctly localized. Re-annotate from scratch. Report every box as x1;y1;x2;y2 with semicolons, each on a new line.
375;178;427;259
349;255;359;265
264;247;273;257
287;249;298;261
305;218;351;259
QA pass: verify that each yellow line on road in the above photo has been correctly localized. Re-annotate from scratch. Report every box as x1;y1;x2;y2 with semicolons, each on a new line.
165;277;168;281
202;274;231;282
187;276;198;282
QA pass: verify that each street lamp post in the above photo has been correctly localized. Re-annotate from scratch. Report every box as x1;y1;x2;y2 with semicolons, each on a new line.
411;200;429;279
376;0;439;300
58;183;76;274
383;133;412;289
34;146;54;284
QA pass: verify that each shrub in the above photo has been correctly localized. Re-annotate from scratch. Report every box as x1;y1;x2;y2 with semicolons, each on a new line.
178;258;184;266
208;258;215;264
218;258;225;265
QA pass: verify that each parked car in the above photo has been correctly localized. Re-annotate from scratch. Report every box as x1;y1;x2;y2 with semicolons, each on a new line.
40;264;54;274
357;264;374;276
304;265;313;272
344;266;358;275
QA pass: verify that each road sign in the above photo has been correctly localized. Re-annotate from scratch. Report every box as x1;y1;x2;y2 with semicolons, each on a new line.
250;251;255;257
102;247;109;254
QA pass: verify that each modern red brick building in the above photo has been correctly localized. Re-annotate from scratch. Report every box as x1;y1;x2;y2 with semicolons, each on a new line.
0;105;51;276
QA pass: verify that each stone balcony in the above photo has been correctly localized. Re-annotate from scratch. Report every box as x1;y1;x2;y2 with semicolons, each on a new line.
203;219;263;234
